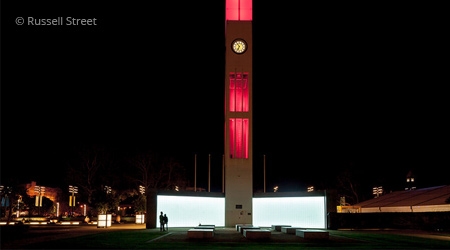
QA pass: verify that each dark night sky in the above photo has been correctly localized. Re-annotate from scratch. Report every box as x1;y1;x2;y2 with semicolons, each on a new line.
1;1;449;197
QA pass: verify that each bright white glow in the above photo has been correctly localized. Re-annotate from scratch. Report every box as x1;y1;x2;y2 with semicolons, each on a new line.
97;214;112;227
60;221;80;225
136;214;145;224
156;195;326;228
253;197;326;228
157;195;225;227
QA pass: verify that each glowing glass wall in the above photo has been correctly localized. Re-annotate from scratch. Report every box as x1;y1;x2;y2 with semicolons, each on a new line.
156;195;225;227
253;197;326;228
156;195;326;228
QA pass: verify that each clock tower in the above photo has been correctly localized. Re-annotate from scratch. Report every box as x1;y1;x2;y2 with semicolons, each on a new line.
224;0;253;227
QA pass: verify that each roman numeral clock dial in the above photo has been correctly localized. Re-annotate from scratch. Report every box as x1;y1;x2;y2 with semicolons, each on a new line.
232;39;247;54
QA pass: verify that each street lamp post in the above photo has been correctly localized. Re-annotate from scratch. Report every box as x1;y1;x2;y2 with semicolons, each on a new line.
17;195;22;218
136;185;146;224
69;185;78;216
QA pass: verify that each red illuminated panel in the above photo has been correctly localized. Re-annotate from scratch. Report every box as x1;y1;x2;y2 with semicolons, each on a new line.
229;73;249;112
226;0;252;21
229;118;249;159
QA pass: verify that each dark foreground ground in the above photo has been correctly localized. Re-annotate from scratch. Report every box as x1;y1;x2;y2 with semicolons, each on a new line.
1;223;450;249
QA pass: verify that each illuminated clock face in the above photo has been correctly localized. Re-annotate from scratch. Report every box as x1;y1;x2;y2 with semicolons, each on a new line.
232;39;247;54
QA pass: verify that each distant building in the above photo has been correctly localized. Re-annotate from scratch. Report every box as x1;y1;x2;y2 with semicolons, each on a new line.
405;170;416;190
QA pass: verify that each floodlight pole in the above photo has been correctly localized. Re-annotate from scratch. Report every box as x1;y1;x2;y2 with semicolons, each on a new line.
194;154;197;192
263;155;266;193
34;185;45;216
222;154;225;193
69;185;78;216
208;154;211;192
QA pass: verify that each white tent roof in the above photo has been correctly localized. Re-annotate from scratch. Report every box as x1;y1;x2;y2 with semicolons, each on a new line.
353;185;450;213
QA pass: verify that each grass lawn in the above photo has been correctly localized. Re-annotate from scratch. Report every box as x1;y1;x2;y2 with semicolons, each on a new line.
11;228;450;249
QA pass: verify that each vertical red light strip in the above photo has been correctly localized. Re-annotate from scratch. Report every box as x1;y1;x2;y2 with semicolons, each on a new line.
238;0;240;21
239;118;244;158
229;74;236;112
239;119;242;158
229;119;235;158
236;119;242;158
242;74;248;112
243;119;249;158
236;75;243;112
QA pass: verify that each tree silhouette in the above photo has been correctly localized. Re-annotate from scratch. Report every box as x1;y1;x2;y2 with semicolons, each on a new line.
128;149;188;228
130;150;188;192
65;145;108;205
336;167;361;205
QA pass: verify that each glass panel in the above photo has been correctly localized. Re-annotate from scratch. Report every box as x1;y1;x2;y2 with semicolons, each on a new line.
226;0;252;21
229;73;249;112
229;118;249;159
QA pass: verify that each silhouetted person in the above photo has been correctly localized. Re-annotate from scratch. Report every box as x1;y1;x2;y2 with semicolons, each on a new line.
163;213;168;231
159;211;165;231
